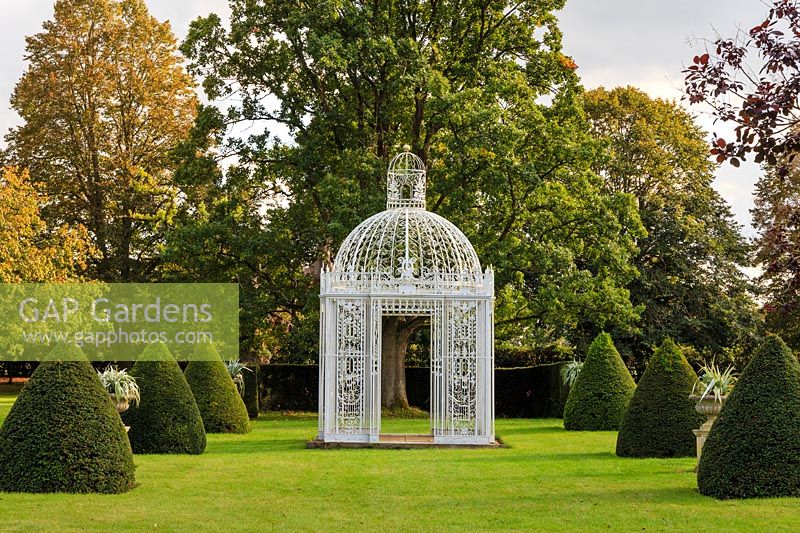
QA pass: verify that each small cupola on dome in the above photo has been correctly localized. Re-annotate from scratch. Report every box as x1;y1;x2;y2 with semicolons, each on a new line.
386;146;426;209
331;148;484;290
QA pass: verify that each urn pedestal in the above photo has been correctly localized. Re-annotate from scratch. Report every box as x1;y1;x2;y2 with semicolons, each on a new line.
109;393;131;433
689;394;726;470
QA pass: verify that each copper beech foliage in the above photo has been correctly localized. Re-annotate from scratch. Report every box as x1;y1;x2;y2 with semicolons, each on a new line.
684;0;800;170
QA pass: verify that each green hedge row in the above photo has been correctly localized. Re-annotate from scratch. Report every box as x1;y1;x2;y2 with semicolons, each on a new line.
243;365;260;419
0;362;38;380
257;363;568;417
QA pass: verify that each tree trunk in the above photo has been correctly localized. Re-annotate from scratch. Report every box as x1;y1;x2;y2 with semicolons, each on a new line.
381;316;427;409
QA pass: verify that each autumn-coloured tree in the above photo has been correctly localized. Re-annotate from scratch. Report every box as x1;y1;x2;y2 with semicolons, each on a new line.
3;0;197;281
0;167;91;283
684;0;800;169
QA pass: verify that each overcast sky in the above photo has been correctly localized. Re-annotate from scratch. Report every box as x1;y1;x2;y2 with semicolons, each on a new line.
0;0;771;236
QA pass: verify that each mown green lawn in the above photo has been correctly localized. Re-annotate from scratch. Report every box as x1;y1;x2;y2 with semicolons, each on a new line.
0;395;798;532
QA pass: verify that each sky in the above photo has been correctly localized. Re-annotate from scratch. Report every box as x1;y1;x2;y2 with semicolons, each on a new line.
0;0;771;236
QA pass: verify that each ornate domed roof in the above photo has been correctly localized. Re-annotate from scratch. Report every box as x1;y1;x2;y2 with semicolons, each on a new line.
331;149;482;293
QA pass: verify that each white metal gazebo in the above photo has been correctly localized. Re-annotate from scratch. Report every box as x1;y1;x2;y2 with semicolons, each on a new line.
316;148;495;446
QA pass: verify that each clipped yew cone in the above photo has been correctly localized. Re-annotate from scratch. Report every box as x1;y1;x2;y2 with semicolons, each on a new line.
184;344;250;434
122;343;206;454
698;334;800;499
0;344;135;493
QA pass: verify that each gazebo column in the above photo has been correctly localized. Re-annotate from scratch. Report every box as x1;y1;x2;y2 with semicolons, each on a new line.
477;293;495;442
367;298;381;442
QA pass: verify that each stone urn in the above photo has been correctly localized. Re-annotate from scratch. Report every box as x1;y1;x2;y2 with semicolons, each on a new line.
109;394;131;433
689;393;727;470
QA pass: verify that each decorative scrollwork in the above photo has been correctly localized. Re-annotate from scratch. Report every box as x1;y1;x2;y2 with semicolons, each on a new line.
336;300;365;433
446;301;478;435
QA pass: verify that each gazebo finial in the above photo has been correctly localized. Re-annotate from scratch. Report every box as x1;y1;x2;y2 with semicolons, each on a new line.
386;149;426;209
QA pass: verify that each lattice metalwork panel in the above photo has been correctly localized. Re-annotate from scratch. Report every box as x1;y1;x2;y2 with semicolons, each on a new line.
444;301;478;435
332;209;482;285
335;300;366;433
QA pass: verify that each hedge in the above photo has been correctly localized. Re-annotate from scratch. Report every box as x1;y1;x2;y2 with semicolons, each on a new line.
185;345;250;434
563;332;636;431
616;339;703;458
122;343;206;454
243;365;260;419
698;335;800;499
260;364;318;411
0;345;135;493
258;363;568;417
0;362;38;382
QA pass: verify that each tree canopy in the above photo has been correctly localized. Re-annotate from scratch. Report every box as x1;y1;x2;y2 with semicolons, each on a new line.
0;167;91;282
176;0;644;361
753;164;800;347
3;0;197;281
583;87;760;366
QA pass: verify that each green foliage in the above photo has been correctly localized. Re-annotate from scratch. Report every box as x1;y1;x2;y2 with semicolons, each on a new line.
161;115;279;358
698;335;800;499
121;344;206;454
753;166;800;349
174;0;645;361
3;0;197;281
584;87;761;367
563;333;635;430
184;345;250;434
615;339;703;458
0;344;134;493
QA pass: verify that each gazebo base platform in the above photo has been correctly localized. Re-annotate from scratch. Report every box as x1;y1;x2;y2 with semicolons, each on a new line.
307;435;504;449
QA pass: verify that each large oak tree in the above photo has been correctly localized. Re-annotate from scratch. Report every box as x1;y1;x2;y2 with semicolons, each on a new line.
177;0;643;407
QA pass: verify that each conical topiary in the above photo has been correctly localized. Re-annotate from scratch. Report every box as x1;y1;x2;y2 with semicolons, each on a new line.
697;334;800;499
563;332;636;431
0;344;135;493
615;339;703;457
121;343;206;454
184;345;250;434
